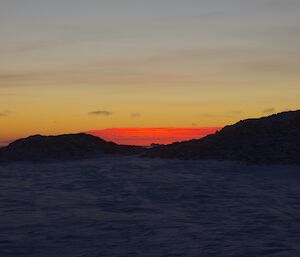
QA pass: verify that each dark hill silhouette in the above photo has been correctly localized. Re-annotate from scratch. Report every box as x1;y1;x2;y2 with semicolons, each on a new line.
1;111;300;164
144;110;300;164
0;133;143;162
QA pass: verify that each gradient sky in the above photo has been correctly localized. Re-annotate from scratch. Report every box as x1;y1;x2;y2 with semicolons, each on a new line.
1;0;300;145
87;127;220;146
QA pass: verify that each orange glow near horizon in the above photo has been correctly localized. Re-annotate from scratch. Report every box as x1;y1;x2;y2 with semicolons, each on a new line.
87;127;221;146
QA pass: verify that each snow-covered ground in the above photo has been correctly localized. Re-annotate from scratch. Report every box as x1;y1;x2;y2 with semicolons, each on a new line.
0;156;299;257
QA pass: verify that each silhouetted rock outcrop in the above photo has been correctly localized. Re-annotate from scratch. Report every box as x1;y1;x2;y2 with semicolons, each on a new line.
144;110;300;164
0;133;143;162
1;111;300;164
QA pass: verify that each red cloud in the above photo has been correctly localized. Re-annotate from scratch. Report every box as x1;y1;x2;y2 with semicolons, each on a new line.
86;127;221;146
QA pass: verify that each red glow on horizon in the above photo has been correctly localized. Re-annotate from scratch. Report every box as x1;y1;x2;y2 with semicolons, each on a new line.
86;127;221;146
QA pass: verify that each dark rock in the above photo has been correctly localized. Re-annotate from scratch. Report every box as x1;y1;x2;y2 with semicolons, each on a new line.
144;110;300;165
0;133;144;162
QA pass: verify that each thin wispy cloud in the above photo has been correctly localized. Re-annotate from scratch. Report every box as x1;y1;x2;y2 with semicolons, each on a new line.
131;113;141;118
0;73;39;80
0;110;9;117
88;111;113;116
263;108;275;114
0;93;20;96
201;110;243;118
0;72;50;87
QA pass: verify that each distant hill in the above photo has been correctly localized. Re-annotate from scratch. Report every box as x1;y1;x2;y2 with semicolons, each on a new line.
0;133;143;162
144;110;300;164
1;111;300;164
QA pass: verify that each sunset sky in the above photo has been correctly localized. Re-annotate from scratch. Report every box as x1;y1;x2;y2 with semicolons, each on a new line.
87;128;220;146
1;0;300;146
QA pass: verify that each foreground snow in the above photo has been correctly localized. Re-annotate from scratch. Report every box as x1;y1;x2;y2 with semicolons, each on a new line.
0;157;299;257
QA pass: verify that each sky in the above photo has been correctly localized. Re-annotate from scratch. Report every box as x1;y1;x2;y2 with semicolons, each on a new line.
87;127;220;146
1;0;300;145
